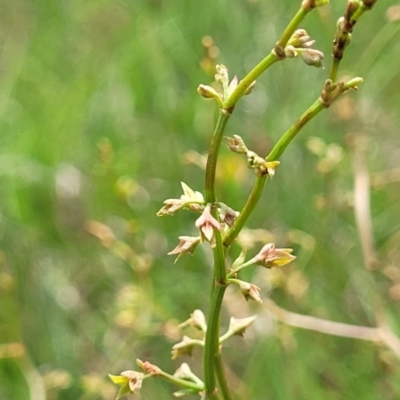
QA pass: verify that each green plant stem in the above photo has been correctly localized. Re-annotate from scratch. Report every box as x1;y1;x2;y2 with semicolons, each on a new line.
225;6;311;109
224;54;278;109
203;279;227;399
265;98;325;161
203;107;231;398
276;6;311;50
351;6;368;22
329;59;340;82
215;353;234;400
224;97;326;246
158;370;204;392
203;6;319;398
204;110;231;204
223;176;267;247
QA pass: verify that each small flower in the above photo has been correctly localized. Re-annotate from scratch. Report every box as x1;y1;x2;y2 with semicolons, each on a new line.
179;309;207;331
109;370;144;399
214;64;229;86
195;203;221;244
197;84;220;99
197;84;224;107
171;336;204;359
298;48;324;68
173;363;196;380
214;64;243;102
218;202;239;227
225;135;248;154
229;278;263;303
287;29;314;49
226;75;239;98
157;198;186;216
263;160;280;177
168;236;201;263
284;45;298;58
136;359;161;376
157;182;204;217
252;243;296;269
180;182;205;210
247;151;265;169
227;315;258;337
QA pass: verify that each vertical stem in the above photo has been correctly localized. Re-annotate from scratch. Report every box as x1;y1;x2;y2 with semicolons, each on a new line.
205;110;232;204
203;109;232;398
204;279;227;398
329;58;340;82
215;353;234;400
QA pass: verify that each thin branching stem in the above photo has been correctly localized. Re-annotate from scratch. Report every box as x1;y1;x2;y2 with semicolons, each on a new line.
225;5;311;110
157;371;204;392
265;98;325;161
224;54;278;109
276;6;311;50
223;176;267;247
224;98;325;246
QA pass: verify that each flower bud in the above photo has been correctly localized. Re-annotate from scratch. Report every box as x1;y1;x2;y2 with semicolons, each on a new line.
288;29;310;48
218;203;239;228
299;48;324;68
179;309;207;331
136;359;161;376
225;135;248;154
171;336;203;359
173;363;195;380
247;151;265;169
227;315;258;336
197;84;224;107
284;45;298;58
157;198;186;216
168;236;201;263
229;278;262;303
227;75;239;98
197;84;219;99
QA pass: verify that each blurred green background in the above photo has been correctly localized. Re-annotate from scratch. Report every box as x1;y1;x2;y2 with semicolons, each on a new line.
1;0;400;399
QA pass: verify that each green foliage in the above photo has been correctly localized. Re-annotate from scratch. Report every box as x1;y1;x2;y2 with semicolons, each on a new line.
1;0;400;399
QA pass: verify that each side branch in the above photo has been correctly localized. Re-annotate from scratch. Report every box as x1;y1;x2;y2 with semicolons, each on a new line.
264;298;400;358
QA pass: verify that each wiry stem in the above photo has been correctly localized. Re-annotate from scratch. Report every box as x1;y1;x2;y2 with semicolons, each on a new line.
224;97;325;246
205;110;232;204
203;109;230;398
